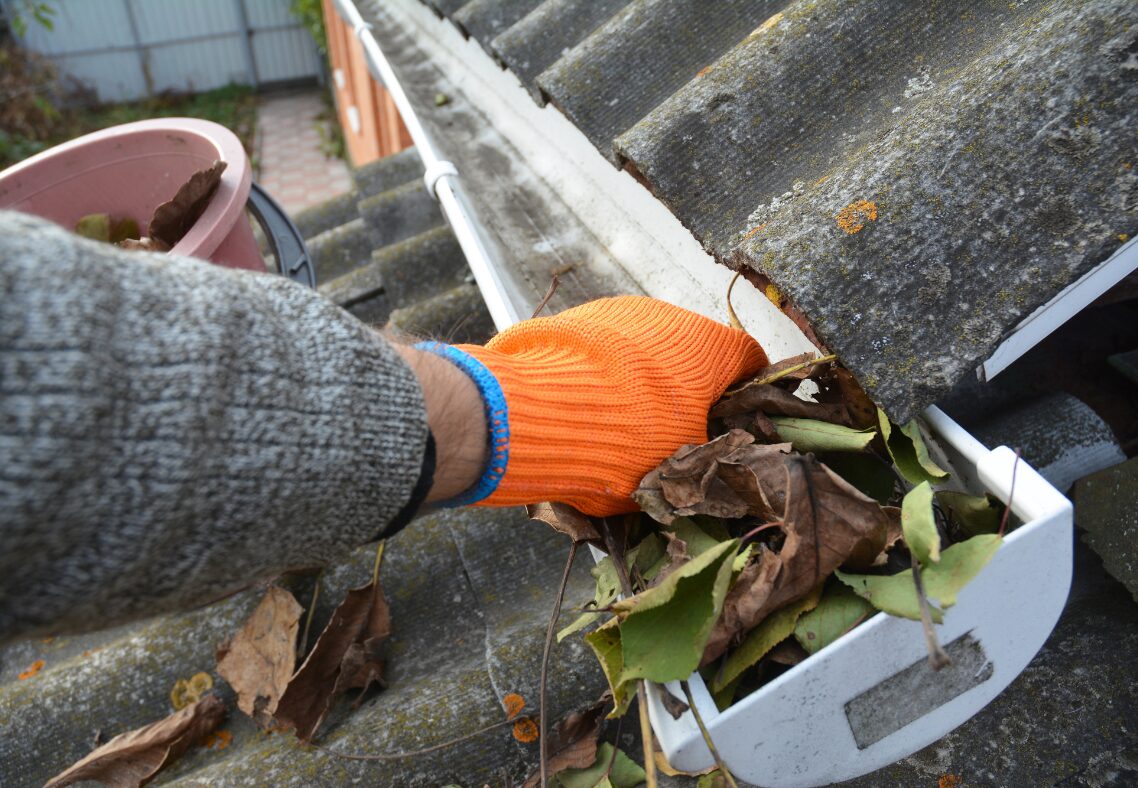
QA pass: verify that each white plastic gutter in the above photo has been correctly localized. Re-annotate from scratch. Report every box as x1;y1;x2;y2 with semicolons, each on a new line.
330;0;525;331
981;234;1138;381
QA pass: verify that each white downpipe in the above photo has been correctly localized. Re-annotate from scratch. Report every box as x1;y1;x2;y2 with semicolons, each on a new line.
330;0;524;331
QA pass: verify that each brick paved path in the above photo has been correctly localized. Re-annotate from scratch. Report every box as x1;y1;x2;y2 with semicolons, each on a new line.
255;90;353;216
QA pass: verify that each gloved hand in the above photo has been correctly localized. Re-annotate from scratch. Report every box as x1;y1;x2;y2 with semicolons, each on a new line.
418;296;767;516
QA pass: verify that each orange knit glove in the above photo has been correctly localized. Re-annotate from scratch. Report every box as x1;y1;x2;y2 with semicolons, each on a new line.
421;296;767;516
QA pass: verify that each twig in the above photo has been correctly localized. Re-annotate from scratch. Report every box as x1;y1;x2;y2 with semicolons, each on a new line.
725;353;839;396
370;540;386;587
911;554;951;670
725;272;745;331
998;448;1021;538
298;570;323;660
531;275;561;319
680;680;738;788
599;519;656;788
740;521;782;543
540;541;579;787
637;686;659;787
306;716;522;761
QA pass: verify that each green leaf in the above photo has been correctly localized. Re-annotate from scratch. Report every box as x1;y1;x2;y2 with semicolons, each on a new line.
711;584;823;693
553;742;646;788
710;673;743;711
819;452;897;504
75;213;111;242
584;621;634;718
793;583;877;656
559;557;623;642
110;216;141;244
628;533;665;576
902;482;941;565
771;417;875;453
697;771;732;788
836;534;1003;622
938;490;1001;536
878;409;949;485
617;540;739;684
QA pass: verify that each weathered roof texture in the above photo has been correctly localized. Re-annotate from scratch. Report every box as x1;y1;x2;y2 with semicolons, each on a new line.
420;0;1138;422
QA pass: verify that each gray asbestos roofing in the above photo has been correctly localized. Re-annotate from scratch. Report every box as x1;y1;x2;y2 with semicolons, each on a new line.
422;0;1138;422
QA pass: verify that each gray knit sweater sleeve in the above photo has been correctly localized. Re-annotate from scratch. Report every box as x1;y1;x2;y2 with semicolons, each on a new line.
0;212;429;642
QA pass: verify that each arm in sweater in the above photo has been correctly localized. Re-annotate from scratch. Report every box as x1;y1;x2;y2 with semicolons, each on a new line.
0;211;441;642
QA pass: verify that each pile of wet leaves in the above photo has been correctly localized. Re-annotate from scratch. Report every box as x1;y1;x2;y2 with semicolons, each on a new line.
533;352;1011;781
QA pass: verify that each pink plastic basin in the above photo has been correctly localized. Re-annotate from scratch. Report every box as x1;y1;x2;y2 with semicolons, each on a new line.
0;117;263;271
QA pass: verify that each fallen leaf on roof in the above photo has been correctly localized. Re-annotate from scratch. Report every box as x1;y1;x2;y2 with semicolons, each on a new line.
522;693;612;787
44;694;226;788
528;501;601;543
169;671;213;711
902;481;941;565
273;563;391;741
216;585;303;726
148;160;227;248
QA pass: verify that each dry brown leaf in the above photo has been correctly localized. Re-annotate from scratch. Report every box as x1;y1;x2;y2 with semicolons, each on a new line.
766;638;810;666
659;431;754;508
45;694;225;788
656;684;691;720
702;454;892;663
148;160;227;248
635;436;796;524
711;383;852;426
814;364;878;430
216;585;303;726
522;693;613;787
273;575;391;742
527;501;601;543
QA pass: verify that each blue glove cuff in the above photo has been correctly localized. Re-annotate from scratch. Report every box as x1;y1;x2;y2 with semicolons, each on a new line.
414;341;509;506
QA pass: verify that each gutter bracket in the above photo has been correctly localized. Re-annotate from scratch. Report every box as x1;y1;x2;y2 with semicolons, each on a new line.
423;160;459;201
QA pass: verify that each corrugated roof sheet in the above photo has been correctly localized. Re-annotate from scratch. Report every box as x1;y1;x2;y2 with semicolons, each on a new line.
423;0;1138;422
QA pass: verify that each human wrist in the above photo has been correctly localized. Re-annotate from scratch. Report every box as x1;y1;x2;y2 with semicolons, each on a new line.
392;344;488;503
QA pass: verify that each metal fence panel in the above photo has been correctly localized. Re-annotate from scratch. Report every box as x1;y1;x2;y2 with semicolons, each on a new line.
5;0;320;103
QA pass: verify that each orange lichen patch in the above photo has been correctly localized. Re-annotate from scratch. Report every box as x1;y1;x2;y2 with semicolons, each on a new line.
742;223;767;240
1120;234;1131;243
512;717;539;743
18;659;45;680
836;200;879;234
503;692;525;720
814;175;831;187
764;283;783;307
41;636;55;644
696;64;713;78
201;729;233;750
938;775;962;788
1123;162;1132;170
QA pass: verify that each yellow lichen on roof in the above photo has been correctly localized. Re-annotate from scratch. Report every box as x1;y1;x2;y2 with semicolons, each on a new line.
836;200;879;234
